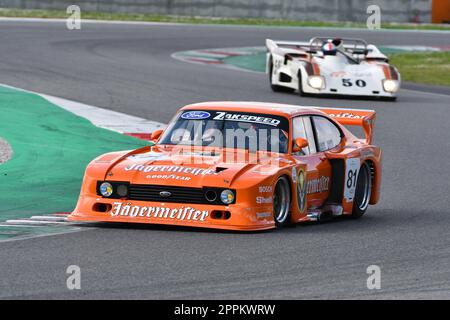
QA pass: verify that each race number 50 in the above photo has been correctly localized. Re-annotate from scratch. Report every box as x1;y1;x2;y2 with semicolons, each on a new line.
342;79;367;88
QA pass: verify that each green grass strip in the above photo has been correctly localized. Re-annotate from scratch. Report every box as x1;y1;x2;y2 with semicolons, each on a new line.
1;8;450;31
389;52;450;86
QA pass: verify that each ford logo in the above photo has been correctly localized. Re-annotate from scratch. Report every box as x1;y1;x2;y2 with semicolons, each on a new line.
181;111;210;120
159;191;172;198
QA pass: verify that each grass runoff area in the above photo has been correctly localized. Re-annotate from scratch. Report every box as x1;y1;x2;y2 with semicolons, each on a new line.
1;8;450;31
389;52;450;86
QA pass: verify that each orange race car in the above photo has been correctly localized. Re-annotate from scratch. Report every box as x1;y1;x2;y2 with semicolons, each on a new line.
69;102;381;231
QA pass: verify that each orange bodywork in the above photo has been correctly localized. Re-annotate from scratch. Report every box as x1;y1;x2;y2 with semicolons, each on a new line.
69;102;382;231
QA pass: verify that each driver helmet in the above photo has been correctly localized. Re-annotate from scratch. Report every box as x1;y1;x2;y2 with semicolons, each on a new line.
322;41;337;56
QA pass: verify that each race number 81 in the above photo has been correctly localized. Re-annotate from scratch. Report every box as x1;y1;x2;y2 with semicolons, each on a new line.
347;169;358;189
344;158;360;202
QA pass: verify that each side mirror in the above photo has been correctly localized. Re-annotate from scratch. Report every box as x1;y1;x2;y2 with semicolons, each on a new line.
292;137;308;152
150;129;163;141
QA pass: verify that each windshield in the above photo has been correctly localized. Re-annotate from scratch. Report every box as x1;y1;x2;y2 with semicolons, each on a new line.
159;110;290;153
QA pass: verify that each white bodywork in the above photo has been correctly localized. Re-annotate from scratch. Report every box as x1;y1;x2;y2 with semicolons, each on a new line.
266;39;401;99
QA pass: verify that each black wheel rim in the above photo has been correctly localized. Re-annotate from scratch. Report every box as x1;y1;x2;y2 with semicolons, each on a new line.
273;177;289;224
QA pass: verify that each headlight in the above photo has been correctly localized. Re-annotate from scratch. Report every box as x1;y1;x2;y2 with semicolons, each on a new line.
307;75;325;89
220;190;235;205
99;182;113;197
382;79;399;92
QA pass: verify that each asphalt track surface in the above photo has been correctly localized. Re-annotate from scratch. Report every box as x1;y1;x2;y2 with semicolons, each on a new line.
0;20;449;299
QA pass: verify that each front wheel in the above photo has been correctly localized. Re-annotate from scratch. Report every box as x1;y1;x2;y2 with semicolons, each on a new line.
351;162;372;219
273;176;291;227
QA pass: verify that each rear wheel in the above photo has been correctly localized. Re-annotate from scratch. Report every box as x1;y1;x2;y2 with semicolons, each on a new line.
351;162;372;219
269;57;295;93
273;176;291;227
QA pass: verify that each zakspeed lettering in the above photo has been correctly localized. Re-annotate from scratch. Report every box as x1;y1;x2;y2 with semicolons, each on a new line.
307;176;330;194
124;164;217;176
111;202;209;221
213;112;281;127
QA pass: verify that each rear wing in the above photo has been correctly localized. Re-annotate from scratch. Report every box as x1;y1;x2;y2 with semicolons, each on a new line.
266;38;370;63
267;38;368;52
266;39;310;54
313;107;376;144
309;37;368;54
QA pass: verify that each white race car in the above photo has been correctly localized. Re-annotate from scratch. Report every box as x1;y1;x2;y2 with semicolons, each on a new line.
266;37;400;100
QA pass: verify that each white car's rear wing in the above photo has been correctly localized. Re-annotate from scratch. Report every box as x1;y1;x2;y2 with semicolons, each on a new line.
266;38;374;58
266;39;310;53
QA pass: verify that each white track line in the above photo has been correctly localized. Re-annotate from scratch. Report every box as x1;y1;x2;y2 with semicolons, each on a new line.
401;88;450;98
29;216;68;222
41;94;165;134
171;51;261;74
0;83;165;135
0;227;88;243
0;224;42;228
5;219;70;225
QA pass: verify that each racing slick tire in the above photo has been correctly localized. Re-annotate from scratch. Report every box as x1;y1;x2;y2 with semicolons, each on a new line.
269;57;295;93
273;176;292;227
351;162;372;219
